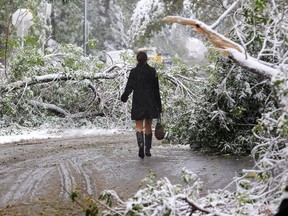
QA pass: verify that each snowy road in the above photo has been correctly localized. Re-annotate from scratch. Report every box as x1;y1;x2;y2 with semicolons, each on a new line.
0;130;253;214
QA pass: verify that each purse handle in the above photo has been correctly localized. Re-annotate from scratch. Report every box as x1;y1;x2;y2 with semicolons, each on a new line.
157;113;162;124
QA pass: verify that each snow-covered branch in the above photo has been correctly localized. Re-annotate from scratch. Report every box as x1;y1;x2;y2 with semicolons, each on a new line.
28;100;105;118
162;16;278;78
163;16;244;53
0;65;121;94
227;48;277;78
28;100;69;116
210;0;240;29
162;73;197;101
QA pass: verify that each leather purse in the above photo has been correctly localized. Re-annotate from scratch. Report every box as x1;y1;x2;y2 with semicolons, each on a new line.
154;114;165;140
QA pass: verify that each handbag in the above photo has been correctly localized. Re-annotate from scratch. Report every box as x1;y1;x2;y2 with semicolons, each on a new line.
154;114;165;140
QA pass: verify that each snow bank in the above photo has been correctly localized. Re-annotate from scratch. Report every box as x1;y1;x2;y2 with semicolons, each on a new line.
0;128;122;145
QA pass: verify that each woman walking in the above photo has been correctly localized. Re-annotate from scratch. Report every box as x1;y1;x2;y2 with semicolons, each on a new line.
121;51;162;159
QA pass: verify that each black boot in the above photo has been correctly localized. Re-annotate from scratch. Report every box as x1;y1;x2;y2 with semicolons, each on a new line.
145;133;152;157
136;131;144;159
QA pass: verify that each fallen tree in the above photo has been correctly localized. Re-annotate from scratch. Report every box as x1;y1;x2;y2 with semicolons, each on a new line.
0;65;120;94
162;1;288;215
0;43;198;133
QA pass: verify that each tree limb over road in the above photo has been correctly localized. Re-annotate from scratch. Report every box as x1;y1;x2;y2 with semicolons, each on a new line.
162;16;278;78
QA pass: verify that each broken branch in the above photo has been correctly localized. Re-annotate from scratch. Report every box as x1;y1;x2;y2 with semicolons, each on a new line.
0;65;121;95
162;16;278;78
28;100;104;118
162;16;244;53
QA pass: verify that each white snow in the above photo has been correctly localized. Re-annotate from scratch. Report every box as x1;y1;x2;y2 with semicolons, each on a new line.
129;0;165;40
227;48;278;77
186;37;207;61
0;128;122;145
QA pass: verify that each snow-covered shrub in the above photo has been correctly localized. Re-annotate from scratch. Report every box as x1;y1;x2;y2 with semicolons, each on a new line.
70;166;284;215
91;168;204;215
1;44;121;129
10;48;45;82
240;70;288;212
172;51;276;155
155;58;200;140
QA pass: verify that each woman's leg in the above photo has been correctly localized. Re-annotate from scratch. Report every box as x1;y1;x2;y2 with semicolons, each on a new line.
144;119;153;156
135;120;144;158
144;119;152;134
135;120;144;132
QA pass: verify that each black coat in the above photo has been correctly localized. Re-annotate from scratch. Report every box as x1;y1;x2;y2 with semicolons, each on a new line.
121;63;162;120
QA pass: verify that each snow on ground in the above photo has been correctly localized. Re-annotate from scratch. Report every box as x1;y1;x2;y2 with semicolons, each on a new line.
0;128;123;145
0;127;192;150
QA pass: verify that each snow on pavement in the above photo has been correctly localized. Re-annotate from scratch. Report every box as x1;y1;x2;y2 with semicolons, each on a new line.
0;128;122;144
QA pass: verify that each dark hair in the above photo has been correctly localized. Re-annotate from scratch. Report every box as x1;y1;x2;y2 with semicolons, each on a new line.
137;51;148;63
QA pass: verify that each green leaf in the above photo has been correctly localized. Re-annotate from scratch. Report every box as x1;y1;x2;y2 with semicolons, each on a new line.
70;190;78;202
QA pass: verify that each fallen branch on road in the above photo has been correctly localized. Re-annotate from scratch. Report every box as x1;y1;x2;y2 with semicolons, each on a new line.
28;100;104;118
0;65;121;95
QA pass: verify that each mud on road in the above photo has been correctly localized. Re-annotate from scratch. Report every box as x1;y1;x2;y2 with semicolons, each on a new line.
0;131;253;215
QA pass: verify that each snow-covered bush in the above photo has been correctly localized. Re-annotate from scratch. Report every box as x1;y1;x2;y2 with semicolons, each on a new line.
172;51;276;155
1;44;125;129
70;166;284;215
70;168;207;215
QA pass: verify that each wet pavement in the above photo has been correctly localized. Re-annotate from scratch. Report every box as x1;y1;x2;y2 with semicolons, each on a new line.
0;131;254;214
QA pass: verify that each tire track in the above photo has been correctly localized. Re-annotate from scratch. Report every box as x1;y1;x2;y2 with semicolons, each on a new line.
0;167;54;205
68;158;95;195
57;162;75;199
1;148;102;205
